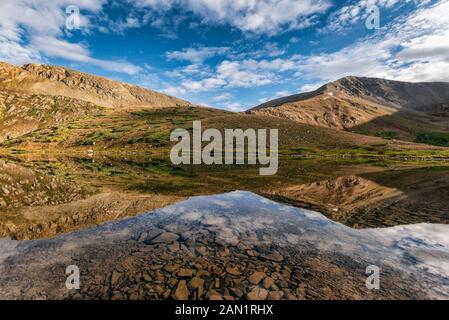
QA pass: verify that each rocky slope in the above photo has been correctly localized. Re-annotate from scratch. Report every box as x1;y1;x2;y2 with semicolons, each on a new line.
252;76;449;112
0;62;189;109
249;76;449;142
0;61;191;142
0;159;184;240
262;167;449;228
322;76;449;111
0;90;104;143
1;62;447;150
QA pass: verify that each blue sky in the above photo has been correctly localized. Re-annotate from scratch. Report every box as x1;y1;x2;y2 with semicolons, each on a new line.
1;0;448;111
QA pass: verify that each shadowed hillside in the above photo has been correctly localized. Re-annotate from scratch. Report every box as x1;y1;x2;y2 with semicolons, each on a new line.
249;76;449;144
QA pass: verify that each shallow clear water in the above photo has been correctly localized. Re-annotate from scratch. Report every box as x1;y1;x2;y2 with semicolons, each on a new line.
0;191;448;299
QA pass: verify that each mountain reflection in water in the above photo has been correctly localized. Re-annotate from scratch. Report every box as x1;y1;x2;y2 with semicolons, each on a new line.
0;191;448;300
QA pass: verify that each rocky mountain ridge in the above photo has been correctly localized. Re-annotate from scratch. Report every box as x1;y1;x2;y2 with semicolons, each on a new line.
249;76;449;141
0;62;189;109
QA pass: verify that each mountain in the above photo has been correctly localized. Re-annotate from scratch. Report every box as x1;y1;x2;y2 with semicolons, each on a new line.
0;63;445;151
248;76;449;143
0;62;189;109
202;113;445;151
0;90;104;142
0;62;191;142
261;167;449;228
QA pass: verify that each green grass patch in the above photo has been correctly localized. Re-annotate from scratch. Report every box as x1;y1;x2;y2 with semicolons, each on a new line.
142;131;171;147
415;132;449;147
376;131;400;140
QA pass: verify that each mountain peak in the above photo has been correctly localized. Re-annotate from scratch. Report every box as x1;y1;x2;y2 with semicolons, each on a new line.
327;76;449;110
248;75;449;136
252;75;449;112
0;61;190;109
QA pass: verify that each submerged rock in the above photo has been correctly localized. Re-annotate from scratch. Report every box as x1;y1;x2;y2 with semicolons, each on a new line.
174;280;189;300
248;271;266;285
247;287;268;300
146;232;179;244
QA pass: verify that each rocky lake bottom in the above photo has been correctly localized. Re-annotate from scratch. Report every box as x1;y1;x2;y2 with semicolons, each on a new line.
1;191;448;300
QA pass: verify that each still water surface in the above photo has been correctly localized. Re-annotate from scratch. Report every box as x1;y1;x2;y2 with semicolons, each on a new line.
0;191;448;299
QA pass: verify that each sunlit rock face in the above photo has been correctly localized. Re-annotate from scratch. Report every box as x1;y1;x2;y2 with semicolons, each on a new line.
0;191;448;300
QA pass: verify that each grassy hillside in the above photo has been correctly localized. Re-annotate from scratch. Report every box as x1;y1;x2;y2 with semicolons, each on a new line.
0;90;104;143
1;106;229;150
249;76;449;146
0;63;447;156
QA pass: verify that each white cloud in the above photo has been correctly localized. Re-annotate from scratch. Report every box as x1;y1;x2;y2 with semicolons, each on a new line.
163;0;449;104
0;38;41;66
162;43;298;95
162;85;186;96
217;60;276;87
293;37;396;82
132;0;331;35
257;89;294;105
176;59;278;92
275;90;291;97
298;0;449;83
30;36;141;75
0;0;140;74
211;93;233;102
223;102;245;112
108;14;149;34
252;42;286;58
327;0;428;32
289;37;300;44
165;64;212;79
166;54;305;94
166;47;230;63
163;55;303;95
300;82;324;92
